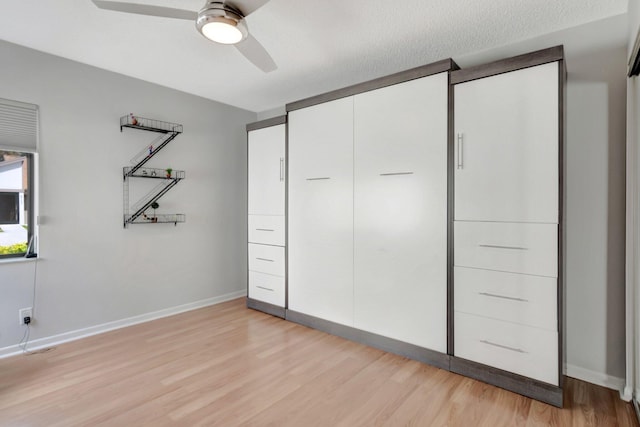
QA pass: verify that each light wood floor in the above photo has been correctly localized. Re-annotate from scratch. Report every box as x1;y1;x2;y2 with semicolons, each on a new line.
0;298;637;426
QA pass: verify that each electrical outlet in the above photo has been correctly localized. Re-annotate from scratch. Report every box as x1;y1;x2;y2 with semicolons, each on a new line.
19;307;33;326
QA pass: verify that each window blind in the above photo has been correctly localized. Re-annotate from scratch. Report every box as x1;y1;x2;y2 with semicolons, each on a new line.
0;98;38;152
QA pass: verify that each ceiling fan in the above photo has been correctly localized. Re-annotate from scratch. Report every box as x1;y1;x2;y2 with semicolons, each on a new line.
92;0;277;73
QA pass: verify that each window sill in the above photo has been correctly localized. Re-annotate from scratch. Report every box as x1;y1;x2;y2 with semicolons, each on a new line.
0;256;38;265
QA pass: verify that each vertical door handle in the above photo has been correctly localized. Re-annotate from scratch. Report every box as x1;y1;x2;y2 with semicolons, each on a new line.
279;158;284;182
457;133;463;169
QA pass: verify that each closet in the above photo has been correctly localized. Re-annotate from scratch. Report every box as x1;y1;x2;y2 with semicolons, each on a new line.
247;46;565;407
246;116;287;318
450;47;564;406
288;60;454;356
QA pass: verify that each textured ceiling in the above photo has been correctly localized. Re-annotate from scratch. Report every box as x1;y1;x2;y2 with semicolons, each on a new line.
0;0;629;112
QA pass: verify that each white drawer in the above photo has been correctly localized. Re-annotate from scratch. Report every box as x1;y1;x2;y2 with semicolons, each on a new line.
454;221;557;277
248;215;285;246
455;267;557;331
455;311;558;385
248;244;285;277
248;271;285;307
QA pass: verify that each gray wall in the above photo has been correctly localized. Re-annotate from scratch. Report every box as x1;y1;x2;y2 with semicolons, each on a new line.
0;40;255;352
627;0;640;399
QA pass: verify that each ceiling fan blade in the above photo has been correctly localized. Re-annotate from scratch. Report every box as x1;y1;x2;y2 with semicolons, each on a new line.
235;34;277;73
92;0;197;20
228;0;271;16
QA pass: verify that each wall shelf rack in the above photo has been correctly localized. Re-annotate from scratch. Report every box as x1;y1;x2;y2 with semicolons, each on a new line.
120;115;185;227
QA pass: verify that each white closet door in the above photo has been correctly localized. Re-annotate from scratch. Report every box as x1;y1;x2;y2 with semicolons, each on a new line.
454;62;559;223
353;73;448;351
288;97;354;326
248;124;286;216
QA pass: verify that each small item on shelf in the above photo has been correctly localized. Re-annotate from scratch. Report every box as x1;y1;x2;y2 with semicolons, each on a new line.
142;201;160;223
130;113;138;126
148;145;153;155
166;168;173;178
142;170;148;176
151;169;157;177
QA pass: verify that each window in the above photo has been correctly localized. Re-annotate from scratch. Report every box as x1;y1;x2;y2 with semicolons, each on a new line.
0;151;34;257
0;98;38;258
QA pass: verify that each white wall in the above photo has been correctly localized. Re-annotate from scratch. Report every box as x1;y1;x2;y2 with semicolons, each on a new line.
257;106;286;121
0;40;256;354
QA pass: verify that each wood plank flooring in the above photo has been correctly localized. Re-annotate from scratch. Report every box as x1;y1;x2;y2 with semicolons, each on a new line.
0;298;637;426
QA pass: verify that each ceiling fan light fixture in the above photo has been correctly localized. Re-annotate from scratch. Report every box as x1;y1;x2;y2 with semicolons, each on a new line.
201;18;244;44
196;2;248;45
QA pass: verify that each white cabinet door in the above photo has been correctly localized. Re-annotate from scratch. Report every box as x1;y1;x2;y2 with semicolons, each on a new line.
454;62;559;223
248;272;285;307
454;266;557;331
455;312;558;385
248;215;285;246
454;221;558;277
288;97;354;326
353;74;448;351
248;124;285;216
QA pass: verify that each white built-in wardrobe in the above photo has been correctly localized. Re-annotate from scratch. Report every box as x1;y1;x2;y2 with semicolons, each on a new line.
451;60;561;388
246;116;287;318
288;69;449;353
246;46;565;407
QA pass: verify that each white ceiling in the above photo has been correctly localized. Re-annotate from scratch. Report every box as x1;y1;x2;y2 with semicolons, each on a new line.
0;0;629;113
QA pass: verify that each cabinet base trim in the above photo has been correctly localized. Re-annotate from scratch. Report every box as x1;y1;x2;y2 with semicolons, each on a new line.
285;309;450;371
450;356;563;407
246;298;286;319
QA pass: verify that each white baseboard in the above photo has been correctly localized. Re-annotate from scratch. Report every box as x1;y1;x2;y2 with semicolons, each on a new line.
565;363;625;393
0;290;246;359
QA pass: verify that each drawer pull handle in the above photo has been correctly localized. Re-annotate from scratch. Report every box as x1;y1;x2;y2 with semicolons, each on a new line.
380;172;414;176
478;244;528;250
457;133;463;169
306;177;331;181
480;339;527;354
256;228;274;232
478;292;528;302
280;158;284;182
256;285;274;292
256;257;274;262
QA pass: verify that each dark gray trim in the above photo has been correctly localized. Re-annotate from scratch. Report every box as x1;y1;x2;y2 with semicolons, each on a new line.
447;68;455;356
629;26;640;77
450;356;563;407
246;115;287;132
558;58;567;389
286;59;458;112
247;298;286;318
286;309;450;371
284;118;289;310
450;46;564;85
246;127;250;306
